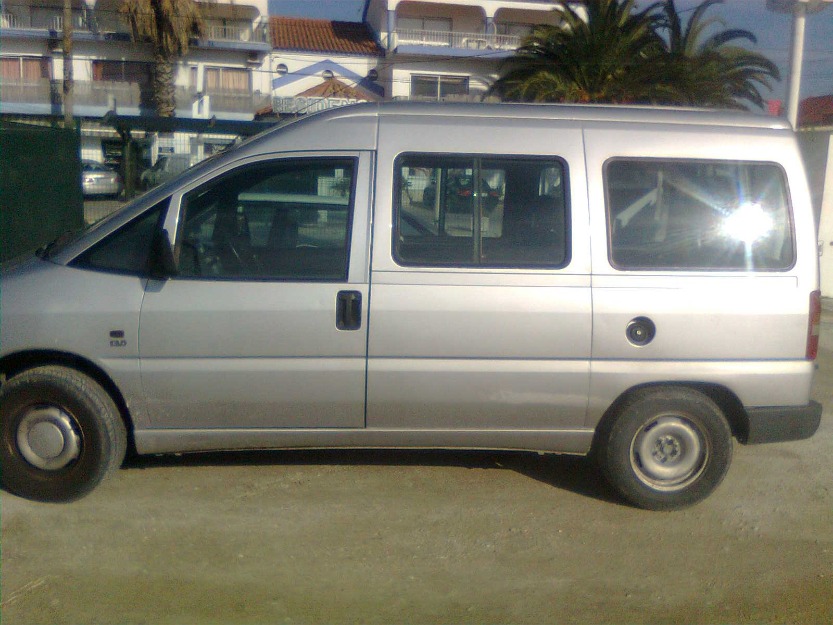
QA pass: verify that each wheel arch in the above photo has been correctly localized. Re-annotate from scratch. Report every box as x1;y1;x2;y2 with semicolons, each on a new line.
0;350;136;452
593;381;750;452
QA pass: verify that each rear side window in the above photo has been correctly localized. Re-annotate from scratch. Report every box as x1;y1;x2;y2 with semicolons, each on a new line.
395;154;568;268
606;159;794;271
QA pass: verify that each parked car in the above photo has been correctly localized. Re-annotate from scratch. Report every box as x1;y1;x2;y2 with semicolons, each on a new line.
81;160;123;198
0;102;822;510
140;154;192;189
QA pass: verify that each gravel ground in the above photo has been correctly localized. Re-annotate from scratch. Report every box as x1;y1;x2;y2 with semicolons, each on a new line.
2;311;832;625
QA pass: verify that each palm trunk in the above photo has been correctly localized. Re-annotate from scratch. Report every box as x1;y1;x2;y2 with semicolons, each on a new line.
152;48;176;117
62;0;73;127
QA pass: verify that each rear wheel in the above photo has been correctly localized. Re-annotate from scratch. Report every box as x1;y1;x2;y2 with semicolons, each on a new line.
595;387;733;511
0;366;127;502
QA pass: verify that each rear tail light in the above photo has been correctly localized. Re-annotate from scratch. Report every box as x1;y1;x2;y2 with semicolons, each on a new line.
807;290;821;360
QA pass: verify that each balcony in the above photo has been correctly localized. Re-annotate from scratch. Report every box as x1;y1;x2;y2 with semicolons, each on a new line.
0;78;153;113
1;8;90;32
49;11;89;32
1;12;20;28
0;79;59;106
200;88;271;116
396;28;520;50
203;20;268;44
0;79;270;119
2;9;269;50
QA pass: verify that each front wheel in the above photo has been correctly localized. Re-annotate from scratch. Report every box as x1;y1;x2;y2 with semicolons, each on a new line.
0;366;127;502
594;387;733;511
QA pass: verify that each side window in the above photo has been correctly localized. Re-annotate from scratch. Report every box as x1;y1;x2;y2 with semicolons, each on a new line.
176;158;355;281
606;159;794;271
72;203;166;275
395;155;568;268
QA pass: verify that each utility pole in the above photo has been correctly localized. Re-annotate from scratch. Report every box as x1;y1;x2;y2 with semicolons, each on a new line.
767;0;833;128
787;1;808;128
62;0;74;128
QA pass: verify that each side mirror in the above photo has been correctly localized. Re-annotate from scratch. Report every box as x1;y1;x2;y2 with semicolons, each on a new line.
148;228;177;280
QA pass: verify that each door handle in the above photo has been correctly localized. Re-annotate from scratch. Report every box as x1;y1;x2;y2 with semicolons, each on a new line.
336;290;362;331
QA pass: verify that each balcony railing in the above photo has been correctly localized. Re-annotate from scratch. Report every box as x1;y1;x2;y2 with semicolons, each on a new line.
394;28;521;51
201;88;271;114
0;79;270;116
272;95;365;115
1;9;90;31
1;12;20;28
393;94;500;104
50;11;89;32
203;20;268;44
2;11;268;44
0;79;59;105
0;79;151;108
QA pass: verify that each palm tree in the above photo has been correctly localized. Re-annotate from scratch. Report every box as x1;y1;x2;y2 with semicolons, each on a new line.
120;0;203;117
654;0;779;109
490;0;779;111
489;0;666;104
62;0;74;127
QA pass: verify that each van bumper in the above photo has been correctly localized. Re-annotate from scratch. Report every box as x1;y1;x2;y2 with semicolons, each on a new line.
743;401;823;444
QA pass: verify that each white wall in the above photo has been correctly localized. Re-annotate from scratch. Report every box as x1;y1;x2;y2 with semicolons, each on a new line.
810;132;833;296
386;57;499;99
269;51;380;97
80;135;104;162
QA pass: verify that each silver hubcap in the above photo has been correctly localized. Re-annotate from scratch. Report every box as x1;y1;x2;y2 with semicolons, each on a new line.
16;406;81;471
630;415;707;491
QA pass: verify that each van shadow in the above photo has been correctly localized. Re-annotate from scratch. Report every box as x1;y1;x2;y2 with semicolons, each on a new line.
123;448;625;507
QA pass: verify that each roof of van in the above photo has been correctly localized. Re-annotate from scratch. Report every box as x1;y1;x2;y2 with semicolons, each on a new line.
317;101;792;130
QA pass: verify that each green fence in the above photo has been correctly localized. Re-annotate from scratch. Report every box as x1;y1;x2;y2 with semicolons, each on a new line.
1;121;83;262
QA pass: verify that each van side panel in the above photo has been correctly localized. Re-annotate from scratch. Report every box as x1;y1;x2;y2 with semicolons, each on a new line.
368;274;591;429
583;124;819;428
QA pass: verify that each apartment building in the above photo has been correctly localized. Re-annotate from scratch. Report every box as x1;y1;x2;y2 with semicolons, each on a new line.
267;16;384;117
365;0;568;101
1;0;578;172
1;0;272;164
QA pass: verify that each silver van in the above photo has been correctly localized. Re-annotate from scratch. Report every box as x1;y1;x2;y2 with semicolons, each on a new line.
0;102;822;510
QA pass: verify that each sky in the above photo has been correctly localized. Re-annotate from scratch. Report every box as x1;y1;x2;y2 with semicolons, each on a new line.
267;0;833;102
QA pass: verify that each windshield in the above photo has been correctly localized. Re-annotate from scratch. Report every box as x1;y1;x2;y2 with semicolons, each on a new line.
35;204;130;260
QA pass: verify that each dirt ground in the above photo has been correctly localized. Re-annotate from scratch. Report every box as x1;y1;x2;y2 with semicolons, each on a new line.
2;315;833;625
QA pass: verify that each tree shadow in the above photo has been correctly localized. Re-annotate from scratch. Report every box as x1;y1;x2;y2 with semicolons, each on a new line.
123;448;625;506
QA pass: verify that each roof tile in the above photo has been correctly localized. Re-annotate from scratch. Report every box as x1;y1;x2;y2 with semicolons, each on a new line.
297;78;379;101
799;95;833;127
270;17;384;56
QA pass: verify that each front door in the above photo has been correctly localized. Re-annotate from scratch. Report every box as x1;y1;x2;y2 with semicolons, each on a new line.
138;153;372;429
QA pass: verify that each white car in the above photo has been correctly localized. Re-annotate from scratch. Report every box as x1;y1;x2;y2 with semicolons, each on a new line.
81;160;123;198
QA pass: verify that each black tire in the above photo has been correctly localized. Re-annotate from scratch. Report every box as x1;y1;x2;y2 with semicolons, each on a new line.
594;386;733;511
0;366;127;502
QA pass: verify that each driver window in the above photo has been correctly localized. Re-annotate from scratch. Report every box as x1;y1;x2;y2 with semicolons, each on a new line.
176;158;355;281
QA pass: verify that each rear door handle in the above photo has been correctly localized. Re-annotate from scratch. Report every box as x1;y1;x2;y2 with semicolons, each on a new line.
336;290;362;331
